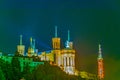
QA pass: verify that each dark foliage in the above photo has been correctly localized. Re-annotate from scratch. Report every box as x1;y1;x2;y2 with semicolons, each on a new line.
0;57;84;80
31;62;80;80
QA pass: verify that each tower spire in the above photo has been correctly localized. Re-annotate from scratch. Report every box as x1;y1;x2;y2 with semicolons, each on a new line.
33;39;35;49
52;26;60;49
98;43;104;79
20;35;22;45
68;30;70;41
55;26;57;37
98;44;102;59
30;37;33;47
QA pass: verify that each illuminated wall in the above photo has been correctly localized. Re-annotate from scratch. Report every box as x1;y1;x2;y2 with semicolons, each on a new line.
27;37;37;57
38;51;54;62
61;49;75;75
52;38;60;50
17;35;25;56
52;26;61;66
27;47;34;57
59;30;76;75
52;26;60;50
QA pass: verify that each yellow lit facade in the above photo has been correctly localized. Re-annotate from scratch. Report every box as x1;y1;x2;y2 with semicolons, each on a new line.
52;38;60;49
61;49;75;74
38;51;54;62
28;47;34;57
52;37;61;65
38;27;76;75
27;37;37;57
17;35;25;56
52;26;60;50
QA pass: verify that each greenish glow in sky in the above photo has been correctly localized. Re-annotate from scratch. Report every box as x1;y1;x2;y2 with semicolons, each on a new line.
0;0;120;79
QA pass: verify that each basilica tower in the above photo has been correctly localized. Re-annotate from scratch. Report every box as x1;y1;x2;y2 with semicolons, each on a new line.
98;44;104;80
27;37;35;57
61;30;75;75
17;35;25;56
52;26;60;49
52;26;61;66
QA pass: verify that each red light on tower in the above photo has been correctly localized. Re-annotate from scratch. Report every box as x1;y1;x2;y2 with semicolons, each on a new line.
98;44;104;80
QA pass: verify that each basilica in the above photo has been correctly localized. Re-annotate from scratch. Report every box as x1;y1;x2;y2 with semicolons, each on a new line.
0;26;104;80
17;26;76;75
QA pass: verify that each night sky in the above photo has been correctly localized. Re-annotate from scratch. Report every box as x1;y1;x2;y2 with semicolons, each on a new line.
0;0;120;79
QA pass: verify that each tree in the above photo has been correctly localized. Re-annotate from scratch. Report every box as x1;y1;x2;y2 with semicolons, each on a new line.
5;62;14;80
32;61;78;80
14;51;23;57
22;63;33;80
0;58;14;80
0;67;5;80
11;56;21;80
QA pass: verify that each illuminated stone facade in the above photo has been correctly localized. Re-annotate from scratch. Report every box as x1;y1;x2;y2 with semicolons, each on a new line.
38;27;76;75
17;35;25;56
27;37;37;57
61;49;75;74
38;51;54;62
